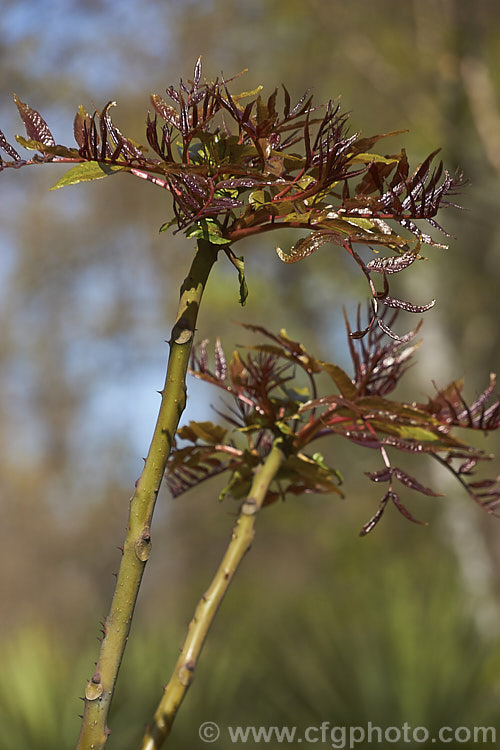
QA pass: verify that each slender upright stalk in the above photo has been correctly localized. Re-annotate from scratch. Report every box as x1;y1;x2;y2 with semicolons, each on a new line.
140;439;286;750
76;239;219;750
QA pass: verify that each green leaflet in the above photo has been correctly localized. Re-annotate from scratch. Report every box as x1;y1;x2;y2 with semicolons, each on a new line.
218;459;256;502
177;421;228;445
392;424;452;444
159;218;178;233
369;419;462;447
311;452;343;486
349;152;399;165
233;254;248;306
274;420;296;436
50;162;127;190
232;85;264;102
295;174;317;190
224;247;249;306
283;453;344;496
248;189;269;206
15;135;79;158
318;361;358;400
280;385;311;404
185;219;232;245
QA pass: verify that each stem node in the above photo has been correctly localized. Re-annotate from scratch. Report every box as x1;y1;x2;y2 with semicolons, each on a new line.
240;497;258;515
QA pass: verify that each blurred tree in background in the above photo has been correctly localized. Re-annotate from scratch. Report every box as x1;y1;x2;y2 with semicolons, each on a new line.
1;1;499;747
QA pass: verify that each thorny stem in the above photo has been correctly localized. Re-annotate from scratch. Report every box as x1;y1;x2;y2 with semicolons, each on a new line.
140;439;286;750
76;239;219;750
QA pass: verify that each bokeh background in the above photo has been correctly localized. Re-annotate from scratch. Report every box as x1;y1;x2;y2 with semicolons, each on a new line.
1;1;500;748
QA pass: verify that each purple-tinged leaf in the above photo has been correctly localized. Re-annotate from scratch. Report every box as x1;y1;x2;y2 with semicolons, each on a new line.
0;129;21;160
380;296;435;314
276;230;343;264
345;306;422;396
216;177;272;190
359;492;391;535
377;317;421;344
97;100;144;160
215;338;227;381
165;86;180;104
166;444;239;498
89;118;100;159
282;85;291;118
422;374;500;431
288;89;313;118
180;79;190;96
366;468;392;482
433;454;500;516
150;94;181;129
392;468;441;496
360;488;427;536
179;90;189;135
458;457;478;475
193;338;209;373
14;94;55;146
73;105;90;149
390;491;428;526
98;100;117;159
469;373;496;416
351;130;408;157
367;250;419;274
193;57;202;87
468;478;500;489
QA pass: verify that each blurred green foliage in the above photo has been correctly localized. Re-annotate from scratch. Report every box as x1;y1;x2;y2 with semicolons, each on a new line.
1;536;499;749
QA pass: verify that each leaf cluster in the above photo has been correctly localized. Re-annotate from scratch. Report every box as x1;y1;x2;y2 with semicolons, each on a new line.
167;312;500;535
0;61;464;320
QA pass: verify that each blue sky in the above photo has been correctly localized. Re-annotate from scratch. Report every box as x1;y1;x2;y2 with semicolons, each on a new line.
0;1;220;482
1;0;172;93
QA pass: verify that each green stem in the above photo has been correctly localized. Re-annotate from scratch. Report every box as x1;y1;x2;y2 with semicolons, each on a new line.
76;239;219;750
140;439;286;750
